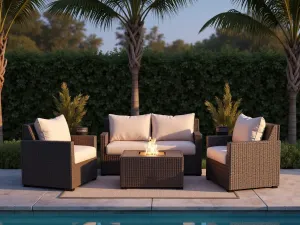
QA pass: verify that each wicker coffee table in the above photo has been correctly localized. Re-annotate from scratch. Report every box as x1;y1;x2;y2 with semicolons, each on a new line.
120;150;184;189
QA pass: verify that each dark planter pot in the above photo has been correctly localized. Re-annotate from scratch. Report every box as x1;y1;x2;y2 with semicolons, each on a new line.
216;126;229;136
76;127;88;135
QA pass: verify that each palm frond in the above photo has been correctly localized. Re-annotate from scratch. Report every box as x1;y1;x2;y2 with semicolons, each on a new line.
48;0;121;30
231;0;283;28
204;100;219;126
2;0;47;35
285;0;300;41
199;9;278;40
142;0;198;20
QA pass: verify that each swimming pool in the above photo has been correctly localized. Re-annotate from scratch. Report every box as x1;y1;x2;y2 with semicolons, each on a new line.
1;212;300;225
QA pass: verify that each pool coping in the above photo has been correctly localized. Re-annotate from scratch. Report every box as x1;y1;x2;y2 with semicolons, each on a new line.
1;169;300;212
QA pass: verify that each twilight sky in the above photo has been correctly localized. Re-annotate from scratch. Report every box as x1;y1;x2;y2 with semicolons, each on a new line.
84;0;233;52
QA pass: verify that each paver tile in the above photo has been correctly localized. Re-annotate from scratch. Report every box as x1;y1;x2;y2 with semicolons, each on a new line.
33;191;152;211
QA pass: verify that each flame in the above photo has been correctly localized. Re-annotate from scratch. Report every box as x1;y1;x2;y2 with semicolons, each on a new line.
146;137;158;156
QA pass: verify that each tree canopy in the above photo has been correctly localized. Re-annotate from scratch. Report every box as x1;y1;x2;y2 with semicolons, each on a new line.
8;12;103;52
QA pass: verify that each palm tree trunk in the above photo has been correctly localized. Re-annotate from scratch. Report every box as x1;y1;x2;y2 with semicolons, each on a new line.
288;91;297;144
130;66;140;116
0;90;3;145
125;21;144;116
286;47;300;144
0;32;7;145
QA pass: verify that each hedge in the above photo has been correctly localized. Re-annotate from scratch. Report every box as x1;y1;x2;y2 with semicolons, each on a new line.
2;50;289;140
0;141;21;169
0;140;298;169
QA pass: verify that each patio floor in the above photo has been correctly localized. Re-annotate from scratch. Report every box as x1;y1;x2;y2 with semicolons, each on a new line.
0;169;299;211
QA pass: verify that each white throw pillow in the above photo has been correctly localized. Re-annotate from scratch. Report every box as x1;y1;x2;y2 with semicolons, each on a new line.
109;114;151;141
151;113;195;141
34;115;71;141
232;114;266;142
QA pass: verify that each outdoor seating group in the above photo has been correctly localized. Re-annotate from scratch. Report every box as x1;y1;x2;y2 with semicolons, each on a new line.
21;113;281;192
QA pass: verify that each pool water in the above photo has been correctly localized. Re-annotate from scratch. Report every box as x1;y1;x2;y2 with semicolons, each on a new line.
0;212;300;225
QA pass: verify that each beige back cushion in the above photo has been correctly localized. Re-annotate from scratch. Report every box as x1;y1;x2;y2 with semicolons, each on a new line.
232;114;266;142
109;114;151;141
152;113;195;141
34;115;71;141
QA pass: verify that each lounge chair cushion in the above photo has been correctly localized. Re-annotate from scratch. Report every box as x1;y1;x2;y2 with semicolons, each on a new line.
207;146;227;164
106;141;196;155
151;113;195;141
232;114;266;142
74;145;97;164
34;115;71;141
109;114;151;141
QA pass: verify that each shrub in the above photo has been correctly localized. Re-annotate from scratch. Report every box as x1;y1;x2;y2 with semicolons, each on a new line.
281;142;300;169
54;82;89;134
205;82;242;134
2;50;289;140
0;140;21;169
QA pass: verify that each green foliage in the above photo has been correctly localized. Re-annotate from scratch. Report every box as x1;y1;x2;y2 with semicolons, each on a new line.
205;83;242;134
281;142;300;169
53;82;89;134
0;140;21;169
8;35;40;52
9;12;103;52
2;50;289;140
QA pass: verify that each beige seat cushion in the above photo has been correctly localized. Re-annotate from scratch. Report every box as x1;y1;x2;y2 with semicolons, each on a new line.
106;141;195;155
109;114;151;141
207;146;227;164
152;113;195;141
106;141;148;155
232;114;266;142
157;141;196;155
34;115;71;141
74;145;97;164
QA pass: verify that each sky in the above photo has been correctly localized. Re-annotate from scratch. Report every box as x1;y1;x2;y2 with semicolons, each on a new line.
85;0;233;52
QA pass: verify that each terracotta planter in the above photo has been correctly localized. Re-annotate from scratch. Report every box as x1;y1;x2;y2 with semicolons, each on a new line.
216;126;229;135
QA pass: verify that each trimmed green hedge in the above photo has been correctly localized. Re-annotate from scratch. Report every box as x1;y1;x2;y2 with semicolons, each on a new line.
0;140;298;169
281;142;300;168
0;141;21;169
3;50;288;140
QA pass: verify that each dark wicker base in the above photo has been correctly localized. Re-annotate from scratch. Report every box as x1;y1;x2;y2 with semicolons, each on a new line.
22;157;98;190
101;154;201;176
120;151;184;189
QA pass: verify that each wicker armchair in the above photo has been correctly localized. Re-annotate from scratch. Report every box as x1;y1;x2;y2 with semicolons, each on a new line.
100;118;203;176
21;124;98;191
206;123;281;191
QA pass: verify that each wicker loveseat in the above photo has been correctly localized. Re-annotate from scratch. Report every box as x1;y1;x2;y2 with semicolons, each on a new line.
21;124;98;191
100;114;202;176
206;123;280;191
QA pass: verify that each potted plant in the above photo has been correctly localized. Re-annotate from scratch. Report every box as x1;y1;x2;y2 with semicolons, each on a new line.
53;82;89;135
205;82;242;135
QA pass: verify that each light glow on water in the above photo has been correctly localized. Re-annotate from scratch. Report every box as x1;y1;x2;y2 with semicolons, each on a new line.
0;212;300;225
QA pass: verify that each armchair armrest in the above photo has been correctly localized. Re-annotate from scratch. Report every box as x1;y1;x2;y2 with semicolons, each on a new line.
227;140;281;160
21;140;74;165
71;135;97;148
194;131;202;156
21;140;75;188
226;140;281;173
100;132;109;159
206;135;232;148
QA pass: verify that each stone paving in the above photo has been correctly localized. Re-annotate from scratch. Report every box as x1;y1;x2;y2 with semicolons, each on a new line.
0;169;299;211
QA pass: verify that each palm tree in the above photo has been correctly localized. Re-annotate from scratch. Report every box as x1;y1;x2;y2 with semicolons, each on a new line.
48;0;198;116
0;0;47;144
200;0;300;144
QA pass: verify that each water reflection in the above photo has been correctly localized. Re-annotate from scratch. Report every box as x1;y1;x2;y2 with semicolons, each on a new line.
0;212;299;225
